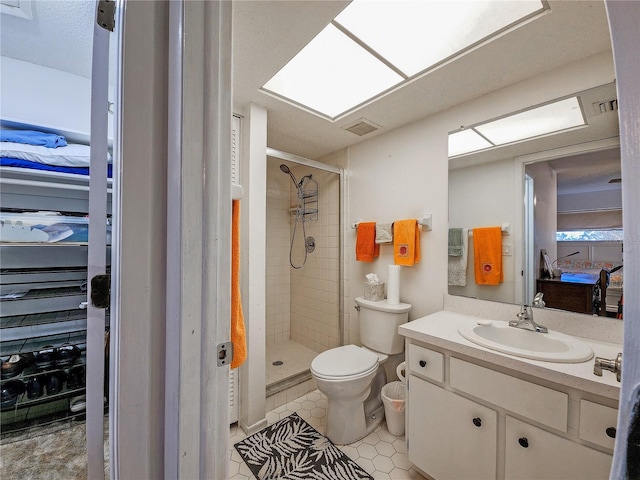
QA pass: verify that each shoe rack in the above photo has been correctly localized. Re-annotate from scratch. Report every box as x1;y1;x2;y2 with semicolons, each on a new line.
0;169;110;438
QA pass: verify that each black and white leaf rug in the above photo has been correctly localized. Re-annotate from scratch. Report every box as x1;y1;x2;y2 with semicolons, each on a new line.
234;413;373;480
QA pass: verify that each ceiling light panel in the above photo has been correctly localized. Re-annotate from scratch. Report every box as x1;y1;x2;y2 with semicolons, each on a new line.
334;0;545;77
262;24;403;118
448;129;493;157
475;97;585;145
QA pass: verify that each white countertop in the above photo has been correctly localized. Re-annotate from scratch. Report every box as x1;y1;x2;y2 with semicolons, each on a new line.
399;310;622;401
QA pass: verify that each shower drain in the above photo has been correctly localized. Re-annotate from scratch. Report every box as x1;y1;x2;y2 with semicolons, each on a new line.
272;360;284;366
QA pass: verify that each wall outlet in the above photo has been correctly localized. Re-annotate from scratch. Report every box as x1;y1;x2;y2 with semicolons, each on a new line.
503;244;513;256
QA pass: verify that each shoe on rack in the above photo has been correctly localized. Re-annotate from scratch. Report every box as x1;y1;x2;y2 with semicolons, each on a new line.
54;344;81;368
45;371;66;395
70;395;87;413
1;353;32;379
26;375;46;399
35;346;57;371
66;366;85;390
1;380;26;410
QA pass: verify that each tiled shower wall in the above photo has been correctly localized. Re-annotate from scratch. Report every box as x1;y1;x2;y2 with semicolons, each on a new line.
266;160;341;353
289;168;340;353
266;162;291;345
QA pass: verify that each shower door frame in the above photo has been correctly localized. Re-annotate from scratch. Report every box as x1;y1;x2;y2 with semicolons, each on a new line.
266;148;345;347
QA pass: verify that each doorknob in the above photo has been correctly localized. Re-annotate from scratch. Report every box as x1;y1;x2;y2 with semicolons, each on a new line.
91;275;111;309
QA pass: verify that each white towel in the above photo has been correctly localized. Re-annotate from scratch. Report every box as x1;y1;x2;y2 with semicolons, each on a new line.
448;228;469;286
375;223;393;244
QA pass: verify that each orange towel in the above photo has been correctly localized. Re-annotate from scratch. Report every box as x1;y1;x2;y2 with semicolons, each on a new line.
231;199;247;369
473;227;503;285
356;222;379;262
393;219;421;266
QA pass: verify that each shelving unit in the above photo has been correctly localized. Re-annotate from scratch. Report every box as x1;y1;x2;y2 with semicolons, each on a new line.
0;168;111;439
295;175;318;222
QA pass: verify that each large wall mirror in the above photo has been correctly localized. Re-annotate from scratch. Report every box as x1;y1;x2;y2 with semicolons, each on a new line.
448;65;622;316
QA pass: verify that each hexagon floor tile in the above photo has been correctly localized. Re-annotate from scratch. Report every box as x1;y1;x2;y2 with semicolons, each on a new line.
229;389;426;480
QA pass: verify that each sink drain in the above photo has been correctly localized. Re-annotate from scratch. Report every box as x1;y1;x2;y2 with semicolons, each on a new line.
272;360;284;366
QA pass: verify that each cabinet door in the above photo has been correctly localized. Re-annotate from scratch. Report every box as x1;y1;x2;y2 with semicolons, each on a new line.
408;377;497;480
505;416;612;480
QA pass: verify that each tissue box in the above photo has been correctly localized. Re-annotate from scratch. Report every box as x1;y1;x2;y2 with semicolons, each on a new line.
364;282;385;301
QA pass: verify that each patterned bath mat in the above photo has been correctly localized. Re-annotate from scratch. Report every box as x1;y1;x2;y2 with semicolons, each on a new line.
234;413;373;480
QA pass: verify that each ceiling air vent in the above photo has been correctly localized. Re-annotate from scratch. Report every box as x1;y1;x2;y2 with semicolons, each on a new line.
343;119;381;137
592;98;618;115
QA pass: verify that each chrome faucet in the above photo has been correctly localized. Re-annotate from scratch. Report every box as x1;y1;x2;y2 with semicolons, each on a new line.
532;292;546;308
509;304;548;333
594;353;622;382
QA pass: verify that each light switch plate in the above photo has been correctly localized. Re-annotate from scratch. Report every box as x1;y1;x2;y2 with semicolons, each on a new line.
503;243;512;256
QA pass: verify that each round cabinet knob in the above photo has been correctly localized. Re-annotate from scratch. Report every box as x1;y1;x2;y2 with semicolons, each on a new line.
472;417;482;427
518;437;529;448
606;427;617;438
419;360;427;368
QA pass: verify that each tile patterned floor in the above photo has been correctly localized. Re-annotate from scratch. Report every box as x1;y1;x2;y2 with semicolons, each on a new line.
229;389;426;480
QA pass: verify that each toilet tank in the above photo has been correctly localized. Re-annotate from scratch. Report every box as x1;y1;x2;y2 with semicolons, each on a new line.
355;296;411;355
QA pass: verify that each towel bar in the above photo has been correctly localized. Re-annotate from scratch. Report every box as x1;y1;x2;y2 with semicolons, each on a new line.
351;214;433;231
466;223;510;235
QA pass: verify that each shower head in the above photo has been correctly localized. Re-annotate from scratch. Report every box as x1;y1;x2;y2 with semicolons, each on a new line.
279;164;298;186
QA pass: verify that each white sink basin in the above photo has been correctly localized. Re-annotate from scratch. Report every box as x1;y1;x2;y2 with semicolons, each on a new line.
457;321;594;363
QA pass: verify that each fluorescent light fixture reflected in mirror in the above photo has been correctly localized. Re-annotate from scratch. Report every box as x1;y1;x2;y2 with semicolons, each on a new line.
262;24;403;118
449;96;586;157
335;0;544;77
448;129;493;157
475;97;586;145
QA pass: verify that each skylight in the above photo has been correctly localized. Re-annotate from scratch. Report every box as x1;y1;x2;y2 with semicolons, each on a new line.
262;0;545;120
448;96;587;157
262;24;403;119
334;0;544;77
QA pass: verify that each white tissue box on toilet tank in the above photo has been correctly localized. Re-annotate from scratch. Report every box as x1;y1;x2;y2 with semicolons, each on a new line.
364;283;385;301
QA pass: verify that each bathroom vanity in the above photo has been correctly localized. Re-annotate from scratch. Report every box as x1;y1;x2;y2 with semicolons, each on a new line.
399;309;621;480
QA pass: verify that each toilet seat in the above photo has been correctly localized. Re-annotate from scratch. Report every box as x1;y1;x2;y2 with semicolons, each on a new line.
311;345;378;381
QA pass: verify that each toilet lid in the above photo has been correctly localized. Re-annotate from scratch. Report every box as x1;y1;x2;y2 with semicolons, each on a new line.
311;345;378;378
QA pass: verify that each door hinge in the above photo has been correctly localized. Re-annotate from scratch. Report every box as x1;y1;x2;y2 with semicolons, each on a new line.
97;0;116;32
217;341;233;367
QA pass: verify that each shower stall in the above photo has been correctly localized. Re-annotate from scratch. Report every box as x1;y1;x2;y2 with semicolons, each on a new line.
265;152;342;405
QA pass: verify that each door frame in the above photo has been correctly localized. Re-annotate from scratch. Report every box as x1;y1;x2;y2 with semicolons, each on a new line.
606;1;640;477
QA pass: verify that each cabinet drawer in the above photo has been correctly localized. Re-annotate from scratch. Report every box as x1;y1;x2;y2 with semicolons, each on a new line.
407;343;443;382
579;400;618;450
505;416;612;480
450;357;568;431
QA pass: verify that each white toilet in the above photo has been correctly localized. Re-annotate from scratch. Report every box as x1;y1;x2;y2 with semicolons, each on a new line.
310;296;411;445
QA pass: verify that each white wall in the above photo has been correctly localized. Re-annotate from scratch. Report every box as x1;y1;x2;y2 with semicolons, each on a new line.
346;115;450;342
558;189;622;212
0;56;113;144
239;104;267;434
449;157;517;303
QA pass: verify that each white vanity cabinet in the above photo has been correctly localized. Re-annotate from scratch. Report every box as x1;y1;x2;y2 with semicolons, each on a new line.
405;341;616;480
408;377;497;479
504;416;613;480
